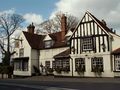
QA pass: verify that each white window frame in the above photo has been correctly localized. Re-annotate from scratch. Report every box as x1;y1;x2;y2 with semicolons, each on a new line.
115;55;120;71
91;57;103;71
19;48;24;57
44;40;53;48
82;38;93;51
75;58;85;71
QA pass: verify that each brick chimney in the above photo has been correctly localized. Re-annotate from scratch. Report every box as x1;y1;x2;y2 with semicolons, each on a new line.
27;23;35;34
61;14;67;41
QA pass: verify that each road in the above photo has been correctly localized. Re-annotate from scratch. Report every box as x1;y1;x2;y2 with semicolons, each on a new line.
0;79;120;90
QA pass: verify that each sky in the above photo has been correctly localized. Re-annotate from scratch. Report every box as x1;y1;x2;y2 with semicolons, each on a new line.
0;0;120;34
0;0;120;62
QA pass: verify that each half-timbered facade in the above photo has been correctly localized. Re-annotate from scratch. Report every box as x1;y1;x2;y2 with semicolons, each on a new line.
70;11;120;77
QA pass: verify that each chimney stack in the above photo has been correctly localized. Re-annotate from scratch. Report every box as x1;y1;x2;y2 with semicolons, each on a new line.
61;14;67;41
27;23;35;34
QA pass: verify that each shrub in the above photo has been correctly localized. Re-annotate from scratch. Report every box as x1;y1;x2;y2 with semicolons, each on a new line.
62;66;70;72
92;65;103;73
33;65;40;75
55;67;62;73
76;65;85;73
47;68;54;73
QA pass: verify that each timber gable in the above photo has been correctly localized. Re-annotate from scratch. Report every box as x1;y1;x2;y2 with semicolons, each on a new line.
70;11;116;54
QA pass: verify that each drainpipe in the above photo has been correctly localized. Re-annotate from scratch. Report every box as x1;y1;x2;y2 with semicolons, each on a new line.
70;57;73;77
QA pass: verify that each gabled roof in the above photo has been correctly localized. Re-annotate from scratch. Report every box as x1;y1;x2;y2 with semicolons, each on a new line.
54;49;70;59
23;31;70;50
86;11;115;35
112;48;120;54
71;11;118;38
23;31;45;49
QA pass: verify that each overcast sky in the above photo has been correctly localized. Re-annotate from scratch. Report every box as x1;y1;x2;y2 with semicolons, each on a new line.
0;0;120;33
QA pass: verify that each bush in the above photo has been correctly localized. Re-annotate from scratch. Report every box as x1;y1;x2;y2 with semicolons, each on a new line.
47;68;54;73
76;65;85;73
33;65;40;75
92;66;103;73
55;67;62;73
62;66;70;72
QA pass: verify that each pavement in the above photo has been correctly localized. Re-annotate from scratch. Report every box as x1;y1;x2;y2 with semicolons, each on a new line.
20;76;120;83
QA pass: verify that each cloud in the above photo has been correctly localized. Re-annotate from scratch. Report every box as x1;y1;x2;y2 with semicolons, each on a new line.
50;0;120;33
23;13;44;24
0;8;15;15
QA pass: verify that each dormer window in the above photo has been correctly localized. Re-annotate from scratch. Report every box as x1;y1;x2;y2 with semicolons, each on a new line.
66;36;70;45
44;40;53;48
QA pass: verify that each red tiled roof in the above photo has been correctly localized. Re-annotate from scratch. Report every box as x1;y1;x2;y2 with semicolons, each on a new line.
54;49;70;59
112;48;120;54
23;31;69;50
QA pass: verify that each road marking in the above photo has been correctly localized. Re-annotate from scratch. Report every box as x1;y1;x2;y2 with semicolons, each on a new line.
0;82;78;90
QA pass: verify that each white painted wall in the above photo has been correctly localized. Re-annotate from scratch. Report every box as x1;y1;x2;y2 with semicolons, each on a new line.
13;32;32;76
31;49;39;74
112;34;120;51
70;52;114;77
39;47;68;70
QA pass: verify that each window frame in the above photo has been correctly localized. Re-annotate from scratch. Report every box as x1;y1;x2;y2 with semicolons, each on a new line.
45;61;50;68
114;55;120;71
44;40;53;48
81;37;93;51
19;48;24;57
91;57;103;72
75;58;85;72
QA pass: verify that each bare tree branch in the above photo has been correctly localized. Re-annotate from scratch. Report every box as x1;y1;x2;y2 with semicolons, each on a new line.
0;12;24;65
37;11;78;33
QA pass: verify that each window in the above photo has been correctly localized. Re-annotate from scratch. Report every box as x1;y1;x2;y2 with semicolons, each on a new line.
114;55;120;71
15;40;19;48
14;61;21;71
63;59;70;68
52;61;55;69
14;60;28;71
44;40;53;48
45;61;50;68
75;58;85;72
55;60;62;68
19;48;24;57
91;57;103;72
65;36;70;45
62;59;70;71
22;60;28;71
55;59;70;72
82;38;93;51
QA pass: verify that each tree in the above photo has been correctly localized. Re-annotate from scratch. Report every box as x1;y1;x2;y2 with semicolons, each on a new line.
37;12;79;33
0;12;24;65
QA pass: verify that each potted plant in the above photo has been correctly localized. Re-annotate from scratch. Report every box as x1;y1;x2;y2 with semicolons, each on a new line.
92;65;103;76
62;66;70;73
55;67;62;73
76;65;85;74
47;68;54;73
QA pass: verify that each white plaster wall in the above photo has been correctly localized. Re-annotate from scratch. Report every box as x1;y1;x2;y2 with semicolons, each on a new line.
13;71;31;76
112;34;120;51
31;49;39;74
13;32;32;76
70;52;114;77
39;47;68;68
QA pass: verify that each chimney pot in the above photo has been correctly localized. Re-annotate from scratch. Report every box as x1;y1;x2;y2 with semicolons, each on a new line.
27;23;35;34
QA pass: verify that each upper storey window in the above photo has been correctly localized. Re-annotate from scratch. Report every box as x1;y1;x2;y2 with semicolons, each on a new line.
82;37;93;51
44;40;53;48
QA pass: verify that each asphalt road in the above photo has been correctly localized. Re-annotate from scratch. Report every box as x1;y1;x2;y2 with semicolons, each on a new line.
0;79;120;90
